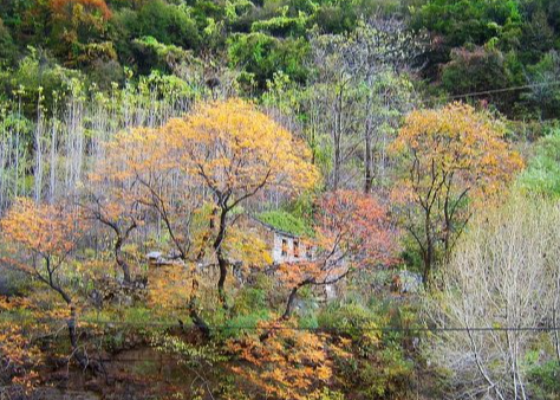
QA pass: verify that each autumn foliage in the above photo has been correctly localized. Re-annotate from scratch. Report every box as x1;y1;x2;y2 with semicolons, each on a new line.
392;102;523;200
315;190;398;268
391;102;524;284
164;98;319;301
228;320;347;400
166;98;319;197
277;190;398;318
0;198;82;265
51;0;112;20
0;297;41;391
0;95;534;397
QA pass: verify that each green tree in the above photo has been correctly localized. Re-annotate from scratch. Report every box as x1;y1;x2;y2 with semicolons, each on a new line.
130;0;200;50
523;51;560;120
0;18;16;64
227;32;309;89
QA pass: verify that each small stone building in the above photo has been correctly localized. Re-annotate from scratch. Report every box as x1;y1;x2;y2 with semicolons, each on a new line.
236;214;315;265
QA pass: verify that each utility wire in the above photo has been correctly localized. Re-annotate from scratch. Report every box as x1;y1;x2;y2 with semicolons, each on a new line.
419;80;560;105
2;314;560;333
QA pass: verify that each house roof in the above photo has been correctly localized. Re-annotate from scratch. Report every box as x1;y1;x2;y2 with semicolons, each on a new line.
246;212;315;239
246;215;299;238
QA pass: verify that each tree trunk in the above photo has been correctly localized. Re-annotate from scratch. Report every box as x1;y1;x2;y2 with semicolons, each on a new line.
282;280;311;320
260;280;310;342
187;296;210;338
217;255;228;305
364;127;373;194
67;303;88;369
196;206;217;261
213;207;229;307
115;236;131;284
333;139;341;191
332;89;343;191
44;257;93;370
282;286;300;320
422;212;433;289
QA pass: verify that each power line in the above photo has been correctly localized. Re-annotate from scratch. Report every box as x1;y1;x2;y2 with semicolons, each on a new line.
2;314;560;333
420;80;560;105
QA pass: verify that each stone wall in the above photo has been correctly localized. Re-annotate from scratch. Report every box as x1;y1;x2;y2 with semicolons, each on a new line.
272;234;313;264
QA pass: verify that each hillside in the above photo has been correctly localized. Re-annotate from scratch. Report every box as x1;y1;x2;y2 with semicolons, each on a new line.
0;1;560;399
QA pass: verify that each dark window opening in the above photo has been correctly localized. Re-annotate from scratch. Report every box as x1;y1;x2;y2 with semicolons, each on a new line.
306;247;313;260
281;239;288;257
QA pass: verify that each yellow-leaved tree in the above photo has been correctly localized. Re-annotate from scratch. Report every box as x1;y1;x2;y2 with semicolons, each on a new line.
164;98;320;303
391;102;524;286
91;126;201;263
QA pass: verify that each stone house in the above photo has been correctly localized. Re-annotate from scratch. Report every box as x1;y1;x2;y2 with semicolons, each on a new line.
236;214;315;265
235;213;346;301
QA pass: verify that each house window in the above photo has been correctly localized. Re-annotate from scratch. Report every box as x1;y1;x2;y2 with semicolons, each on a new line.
281;239;288;257
306;246;313;260
293;240;300;258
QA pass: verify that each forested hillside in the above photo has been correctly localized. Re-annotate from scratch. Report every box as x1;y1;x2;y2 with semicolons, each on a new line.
0;1;559;399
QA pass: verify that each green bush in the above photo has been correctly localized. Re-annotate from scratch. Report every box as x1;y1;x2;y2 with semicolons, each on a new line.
528;359;560;399
251;14;308;37
318;302;380;340
227;32;309;89
522;51;560;120
310;4;358;34
411;0;522;48
319;301;416;399
209;310;271;341
519;129;560;197
441;46;516;107
120;0;201;53
0;17;15;65
232;284;271;316
132;36;193;73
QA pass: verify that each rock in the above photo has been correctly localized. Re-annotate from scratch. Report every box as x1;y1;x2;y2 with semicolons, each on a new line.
91;277;147;307
394;270;423;294
146;251;177;266
146;251;163;265
146;251;162;260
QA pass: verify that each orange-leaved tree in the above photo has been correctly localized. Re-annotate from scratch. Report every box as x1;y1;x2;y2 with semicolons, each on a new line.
50;0;114;65
0;297;42;391
278;190;398;320
96;127;201;262
164;98;320;304
390;102;524;286
51;0;111;19
85;129;159;284
0;198;90;367
81;190;143;284
228;319;348;400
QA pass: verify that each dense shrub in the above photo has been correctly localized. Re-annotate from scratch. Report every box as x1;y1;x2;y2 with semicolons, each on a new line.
125;0;201;50
411;0;522;48
227;32;309;88
441;46;521;112
0;18;15;65
318;302;416;399
528;359;560;400
522;51;560;119
519;129;560;197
